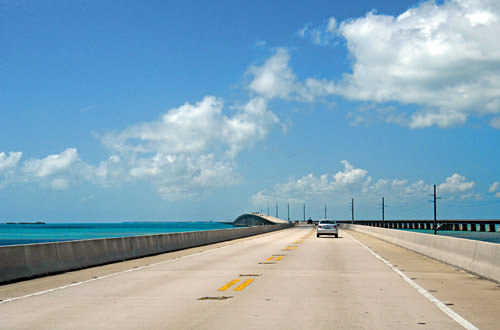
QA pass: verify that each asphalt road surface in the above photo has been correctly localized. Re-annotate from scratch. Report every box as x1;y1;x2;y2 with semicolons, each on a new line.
1;225;499;329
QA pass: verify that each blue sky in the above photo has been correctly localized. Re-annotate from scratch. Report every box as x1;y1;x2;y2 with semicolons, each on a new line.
1;0;500;222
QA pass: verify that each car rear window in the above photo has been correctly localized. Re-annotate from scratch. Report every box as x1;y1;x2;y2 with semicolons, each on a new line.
320;220;335;224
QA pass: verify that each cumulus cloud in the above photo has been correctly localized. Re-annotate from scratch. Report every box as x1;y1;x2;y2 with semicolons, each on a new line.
0;151;22;188
22;148;79;178
246;48;338;102
439;173;475;193
251;160;372;205
298;0;500;128
100;95;278;199
1;93;279;198
251;161;476;207
0;151;22;171
247;48;298;100
101;96;277;158
18;148;103;190
489;181;499;193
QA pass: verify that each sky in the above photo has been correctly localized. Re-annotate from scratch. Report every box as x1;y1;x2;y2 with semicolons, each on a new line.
1;0;500;222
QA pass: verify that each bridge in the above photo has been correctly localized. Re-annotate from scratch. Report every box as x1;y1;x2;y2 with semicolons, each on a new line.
0;220;499;329
233;212;289;226
336;219;500;232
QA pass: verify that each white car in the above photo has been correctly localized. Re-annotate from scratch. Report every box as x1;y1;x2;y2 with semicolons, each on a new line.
316;219;338;238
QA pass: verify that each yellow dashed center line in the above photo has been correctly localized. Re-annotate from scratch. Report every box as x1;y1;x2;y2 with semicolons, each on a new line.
218;279;240;291
265;256;275;262
234;279;254;291
274;256;284;261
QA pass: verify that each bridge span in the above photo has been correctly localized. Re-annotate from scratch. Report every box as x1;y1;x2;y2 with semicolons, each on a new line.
1;225;499;329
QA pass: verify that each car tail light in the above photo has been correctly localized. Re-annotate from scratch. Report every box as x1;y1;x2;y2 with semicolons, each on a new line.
318;225;322;229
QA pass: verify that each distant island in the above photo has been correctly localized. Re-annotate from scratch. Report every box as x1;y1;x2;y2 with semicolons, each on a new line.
4;221;45;225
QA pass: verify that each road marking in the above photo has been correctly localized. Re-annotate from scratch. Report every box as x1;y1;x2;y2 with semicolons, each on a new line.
218;279;240;291
274;256;284;261
345;231;479;330
265;256;275;261
233;279;254;291
0;238;253;305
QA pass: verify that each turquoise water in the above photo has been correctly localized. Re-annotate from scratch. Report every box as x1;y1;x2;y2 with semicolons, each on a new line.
400;229;500;244
0;222;235;246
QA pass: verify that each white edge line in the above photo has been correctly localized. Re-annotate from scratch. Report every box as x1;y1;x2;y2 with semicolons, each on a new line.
344;231;479;330
0;240;246;305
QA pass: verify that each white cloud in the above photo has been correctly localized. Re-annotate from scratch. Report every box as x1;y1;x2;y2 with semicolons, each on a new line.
22;148;79;178
496;192;500;198
0;151;22;171
489;182;499;193
101;96;277;158
298;17;338;45
392;179;408;187
0;93;279;199
100;95;278;199
0;151;22;188
18;148;99;189
0;148;121;191
49;178;70;190
439;173;475;193
409;110;468;129
251;160;372;205
251;162;478;207
247;48;297;99
298;0;500;128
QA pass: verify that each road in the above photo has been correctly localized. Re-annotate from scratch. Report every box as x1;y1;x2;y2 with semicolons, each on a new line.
1;225;499;329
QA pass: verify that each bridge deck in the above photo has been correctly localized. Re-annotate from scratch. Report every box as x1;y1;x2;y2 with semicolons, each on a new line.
1;226;499;329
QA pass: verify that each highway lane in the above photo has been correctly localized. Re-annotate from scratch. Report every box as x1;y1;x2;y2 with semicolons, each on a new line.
1;225;497;329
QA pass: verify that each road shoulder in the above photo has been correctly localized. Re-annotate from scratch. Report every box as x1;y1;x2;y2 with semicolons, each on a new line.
345;229;500;330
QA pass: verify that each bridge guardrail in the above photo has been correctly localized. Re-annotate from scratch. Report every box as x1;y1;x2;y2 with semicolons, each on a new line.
0;223;293;284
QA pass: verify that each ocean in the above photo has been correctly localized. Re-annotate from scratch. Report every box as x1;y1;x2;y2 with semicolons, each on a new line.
0;222;235;246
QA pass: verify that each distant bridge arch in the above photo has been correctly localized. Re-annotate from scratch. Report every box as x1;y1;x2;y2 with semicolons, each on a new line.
233;213;289;227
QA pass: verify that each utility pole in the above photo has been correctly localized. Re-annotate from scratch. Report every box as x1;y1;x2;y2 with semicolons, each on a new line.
351;198;354;223
276;203;278;218
324;204;327;219
382;197;385;221
303;203;306;222
267;206;269;216
433;185;437;235
287;203;290;221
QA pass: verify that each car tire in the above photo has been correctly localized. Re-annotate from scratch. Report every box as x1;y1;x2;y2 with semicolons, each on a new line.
334;234;338;238
316;234;320;238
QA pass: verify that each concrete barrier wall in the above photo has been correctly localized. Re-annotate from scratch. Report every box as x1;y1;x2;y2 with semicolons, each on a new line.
0;223;293;284
340;224;500;284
